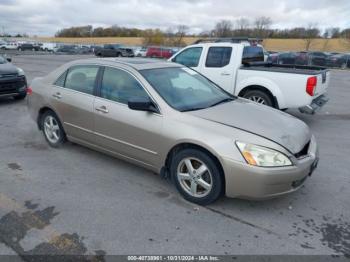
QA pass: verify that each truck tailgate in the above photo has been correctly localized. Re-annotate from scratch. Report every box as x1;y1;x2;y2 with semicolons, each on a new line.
314;70;330;97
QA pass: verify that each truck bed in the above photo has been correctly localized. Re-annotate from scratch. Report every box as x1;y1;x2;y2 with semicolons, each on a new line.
241;62;329;75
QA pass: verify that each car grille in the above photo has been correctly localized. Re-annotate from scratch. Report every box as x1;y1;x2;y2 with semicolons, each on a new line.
0;76;26;95
0;73;17;78
294;141;310;159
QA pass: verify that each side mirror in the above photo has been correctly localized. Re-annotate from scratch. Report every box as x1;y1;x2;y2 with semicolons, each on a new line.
128;97;159;113
6;58;12;62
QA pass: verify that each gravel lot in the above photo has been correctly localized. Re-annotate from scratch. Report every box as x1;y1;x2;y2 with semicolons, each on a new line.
0;55;349;259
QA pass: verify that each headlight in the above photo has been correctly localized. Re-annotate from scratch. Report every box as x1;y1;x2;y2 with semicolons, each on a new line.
17;67;25;76
236;141;292;167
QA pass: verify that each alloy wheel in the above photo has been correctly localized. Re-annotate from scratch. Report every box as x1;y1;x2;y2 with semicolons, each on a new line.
43;115;61;144
248;96;266;104
177;157;213;198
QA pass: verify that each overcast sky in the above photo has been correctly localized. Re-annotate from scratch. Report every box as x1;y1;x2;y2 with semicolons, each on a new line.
1;0;350;36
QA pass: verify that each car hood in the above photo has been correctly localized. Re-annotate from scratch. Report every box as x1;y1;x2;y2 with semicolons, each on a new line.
188;99;311;154
0;63;18;75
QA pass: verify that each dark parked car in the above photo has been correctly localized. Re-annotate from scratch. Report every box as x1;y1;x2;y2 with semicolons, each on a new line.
146;46;174;59
274;52;297;65
308;52;328;66
267;52;279;64
0;55;27;100
18;43;40;51
56;45;80;54
94;44;134;57
326;54;350;69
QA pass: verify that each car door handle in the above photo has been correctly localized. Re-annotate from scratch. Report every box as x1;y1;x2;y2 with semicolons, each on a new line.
221;72;231;76
95;106;109;113
52;92;62;99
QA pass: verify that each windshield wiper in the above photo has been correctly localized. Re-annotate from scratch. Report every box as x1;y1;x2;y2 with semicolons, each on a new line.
209;98;234;108
181;107;207;112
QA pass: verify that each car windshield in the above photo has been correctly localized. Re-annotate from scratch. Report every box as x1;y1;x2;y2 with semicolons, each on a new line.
140;67;234;112
0;56;7;64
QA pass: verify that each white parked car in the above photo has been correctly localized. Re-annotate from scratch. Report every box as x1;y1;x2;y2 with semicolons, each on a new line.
169;41;330;113
134;46;147;57
41;42;59;52
0;42;18;50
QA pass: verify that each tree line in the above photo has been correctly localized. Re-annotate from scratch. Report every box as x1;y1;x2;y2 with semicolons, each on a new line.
52;17;350;48
55;17;350;40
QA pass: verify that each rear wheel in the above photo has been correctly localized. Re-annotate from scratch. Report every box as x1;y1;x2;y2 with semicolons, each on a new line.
170;148;223;205
40;111;66;148
341;63;346;69
242;89;274;107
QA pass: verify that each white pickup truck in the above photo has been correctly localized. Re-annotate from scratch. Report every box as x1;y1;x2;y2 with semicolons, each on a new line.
169;42;330;113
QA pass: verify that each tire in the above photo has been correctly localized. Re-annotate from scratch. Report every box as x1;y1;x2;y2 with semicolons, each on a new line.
116;53;121;57
40;110;66;148
242;89;274;107
170;148;223;205
341;63;346;69
14;93;26;100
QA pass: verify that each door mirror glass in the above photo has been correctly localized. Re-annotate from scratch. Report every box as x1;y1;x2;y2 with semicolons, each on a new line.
128;97;158;113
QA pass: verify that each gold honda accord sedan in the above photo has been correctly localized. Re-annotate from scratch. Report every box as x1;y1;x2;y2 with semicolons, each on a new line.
27;58;319;205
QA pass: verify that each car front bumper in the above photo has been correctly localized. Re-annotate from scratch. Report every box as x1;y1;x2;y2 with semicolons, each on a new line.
222;140;318;200
0;75;27;97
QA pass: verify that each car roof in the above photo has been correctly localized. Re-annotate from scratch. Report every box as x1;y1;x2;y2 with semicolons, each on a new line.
69;58;182;71
188;42;249;48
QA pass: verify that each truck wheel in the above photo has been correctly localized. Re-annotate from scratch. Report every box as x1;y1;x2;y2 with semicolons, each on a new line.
243;90;274;107
170;148;223;205
341;63;346;69
116;53;121;57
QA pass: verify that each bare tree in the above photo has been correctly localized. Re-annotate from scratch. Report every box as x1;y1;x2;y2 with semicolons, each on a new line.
254;16;272;37
303;23;320;51
174;25;189;46
324;27;340;38
235;18;250;36
213;20;233;37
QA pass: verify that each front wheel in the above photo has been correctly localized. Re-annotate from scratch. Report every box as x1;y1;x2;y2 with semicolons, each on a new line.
40;111;66;148
242;90;274;107
171;148;223;205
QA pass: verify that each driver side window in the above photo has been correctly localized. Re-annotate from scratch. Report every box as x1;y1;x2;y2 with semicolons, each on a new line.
100;67;149;104
173;47;202;67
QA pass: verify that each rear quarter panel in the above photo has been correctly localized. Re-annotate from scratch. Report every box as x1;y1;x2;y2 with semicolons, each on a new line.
236;69;328;109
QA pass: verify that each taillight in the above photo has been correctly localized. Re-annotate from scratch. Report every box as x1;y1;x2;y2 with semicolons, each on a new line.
26;86;33;95
306;76;317;96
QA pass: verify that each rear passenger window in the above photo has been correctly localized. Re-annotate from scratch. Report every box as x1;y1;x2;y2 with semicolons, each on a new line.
101;67;148;104
64;65;99;95
242;46;264;63
205;47;232;67
173;47;202;67
54;71;67;87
